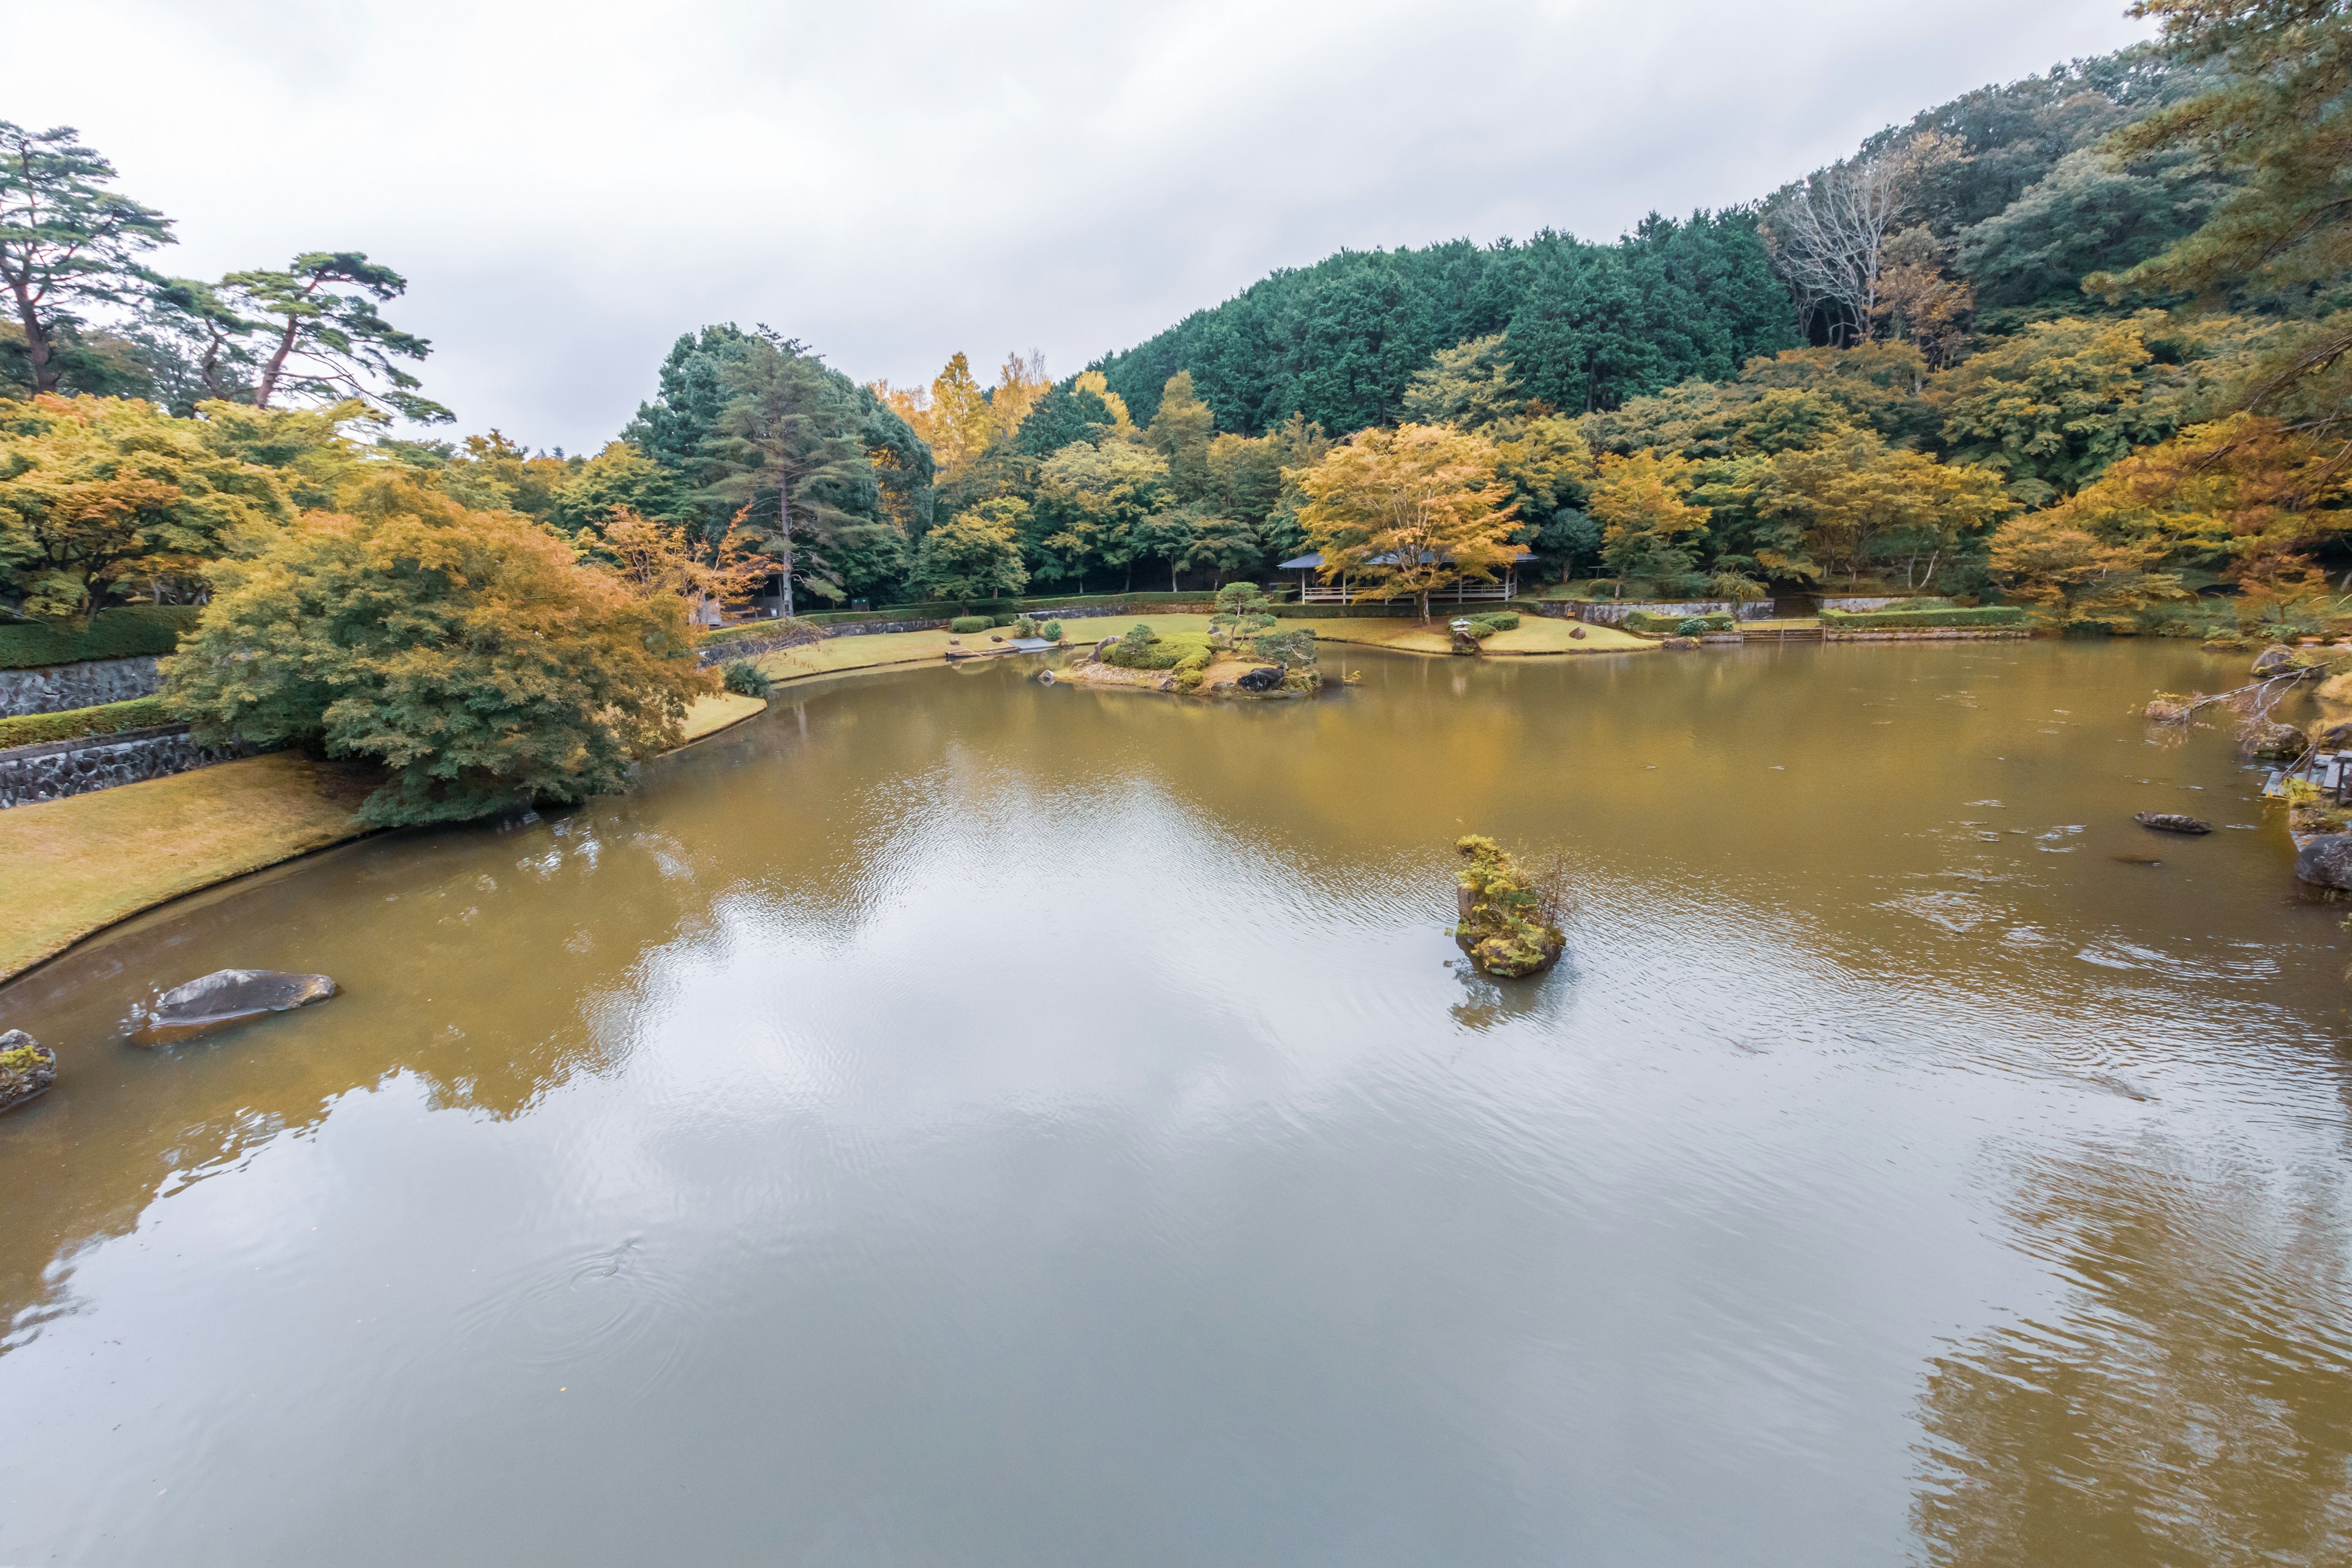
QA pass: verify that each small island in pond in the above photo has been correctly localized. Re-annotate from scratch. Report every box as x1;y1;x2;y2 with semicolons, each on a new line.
1453;835;1569;978
1053;586;1321;699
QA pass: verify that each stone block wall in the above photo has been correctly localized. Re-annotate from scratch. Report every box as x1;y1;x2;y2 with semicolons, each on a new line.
0;725;254;810
0;656;164;718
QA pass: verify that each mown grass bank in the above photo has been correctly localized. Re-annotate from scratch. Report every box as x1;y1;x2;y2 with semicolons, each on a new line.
740;612;1651;683
0;691;769;984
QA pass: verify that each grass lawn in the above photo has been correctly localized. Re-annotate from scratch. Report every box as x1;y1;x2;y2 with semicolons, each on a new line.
0;695;769;982
1303;616;1651;655
0;752;377;981
748;616;1224;682
680;692;767;741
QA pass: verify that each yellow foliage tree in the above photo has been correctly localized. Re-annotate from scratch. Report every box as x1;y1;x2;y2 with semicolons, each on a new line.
163;477;714;825
1588;451;1711;594
1296;423;1520;619
588;505;776;625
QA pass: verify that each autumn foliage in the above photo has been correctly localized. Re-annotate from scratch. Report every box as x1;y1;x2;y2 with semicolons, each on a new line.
164;477;713;825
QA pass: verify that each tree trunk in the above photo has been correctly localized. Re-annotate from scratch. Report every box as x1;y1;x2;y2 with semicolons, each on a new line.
11;287;53;394
254;317;302;409
778;477;795;618
1169;559;1178;592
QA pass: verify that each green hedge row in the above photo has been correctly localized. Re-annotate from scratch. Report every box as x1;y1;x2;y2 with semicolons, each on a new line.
1819;605;2026;629
1268;602;1419;620
795;590;1216;627
0;605;202;671
0;695;172;750
1625;610;1734;634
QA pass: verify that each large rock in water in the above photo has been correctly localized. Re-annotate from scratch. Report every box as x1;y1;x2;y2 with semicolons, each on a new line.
2252;645;2297;676
2135;812;2212;834
1237;665;1284;693
2241;719;2305;759
135;968;337;1045
2296;833;2352;889
0;1030;56;1113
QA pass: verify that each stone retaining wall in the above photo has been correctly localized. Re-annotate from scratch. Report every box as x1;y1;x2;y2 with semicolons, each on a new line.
0;655;164;718
0;725;255;810
1567;600;1777;625
1820;628;2034;642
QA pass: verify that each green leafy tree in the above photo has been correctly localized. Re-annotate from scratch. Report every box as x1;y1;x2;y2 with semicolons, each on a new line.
549;441;684;532
1037;439;1167;591
1401;333;1526;429
0;394;295;620
2093;1;2352;428
0;122;173;396
1016;382;1114;455
162;477;712;824
911;497;1030;601
708;334;878;614
1956;146;2211;308
1717;428;2016;586
1934;314;2185;503
1147;371;1215;502
184;253;451;423
1589;451;1711;591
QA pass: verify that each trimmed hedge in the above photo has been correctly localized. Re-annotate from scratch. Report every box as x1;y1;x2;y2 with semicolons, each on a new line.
1626;609;1733;634
0;605;202;671
699;617;825;650
1819;605;2026;630
0;695;171;750
948;616;993;633
800;590;1217;627
1268;602;1419;620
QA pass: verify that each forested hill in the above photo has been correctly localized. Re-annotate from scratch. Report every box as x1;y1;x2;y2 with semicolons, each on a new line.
1091;214;1795;435
1092;45;2223;435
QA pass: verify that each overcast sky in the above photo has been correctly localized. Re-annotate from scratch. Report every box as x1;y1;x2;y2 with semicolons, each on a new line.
9;0;2150;452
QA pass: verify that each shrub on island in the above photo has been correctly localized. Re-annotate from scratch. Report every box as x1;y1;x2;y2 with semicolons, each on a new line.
1452;835;1569;978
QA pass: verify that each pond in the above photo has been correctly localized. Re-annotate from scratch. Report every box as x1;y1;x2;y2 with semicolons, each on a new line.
2;641;2349;1567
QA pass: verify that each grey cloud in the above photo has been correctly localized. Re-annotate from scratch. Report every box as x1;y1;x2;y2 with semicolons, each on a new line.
11;0;2150;450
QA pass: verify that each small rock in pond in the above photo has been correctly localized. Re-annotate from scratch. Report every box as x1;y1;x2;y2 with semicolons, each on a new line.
135;968;337;1045
0;1030;56;1114
2296;833;2352;889
2135;812;2212;835
2252;644;2297;676
2113;854;2164;865
1237;665;1284;693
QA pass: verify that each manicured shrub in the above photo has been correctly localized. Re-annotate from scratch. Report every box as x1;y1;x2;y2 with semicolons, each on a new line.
1675;617;1714;636
1102;624;1208;671
1251;628;1317;668
948;616;992;633
721;660;772;697
0;605;202;671
1473;611;1520;631
1041;620;1062;641
0;695;170;750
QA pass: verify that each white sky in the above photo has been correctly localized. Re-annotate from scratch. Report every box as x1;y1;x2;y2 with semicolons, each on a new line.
6;0;2151;452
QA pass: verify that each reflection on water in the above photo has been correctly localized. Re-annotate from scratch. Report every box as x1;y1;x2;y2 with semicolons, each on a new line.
1;642;2348;1566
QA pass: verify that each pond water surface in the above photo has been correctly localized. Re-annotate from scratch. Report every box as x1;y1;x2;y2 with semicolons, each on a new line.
2;641;2350;1566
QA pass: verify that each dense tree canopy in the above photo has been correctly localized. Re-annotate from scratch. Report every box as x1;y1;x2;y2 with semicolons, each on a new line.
163;478;712;824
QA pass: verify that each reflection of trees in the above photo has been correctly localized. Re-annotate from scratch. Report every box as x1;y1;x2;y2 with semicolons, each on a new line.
1912;1148;2352;1566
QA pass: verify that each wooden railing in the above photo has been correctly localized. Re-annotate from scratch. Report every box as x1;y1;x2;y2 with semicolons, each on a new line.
1298;581;1517;605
